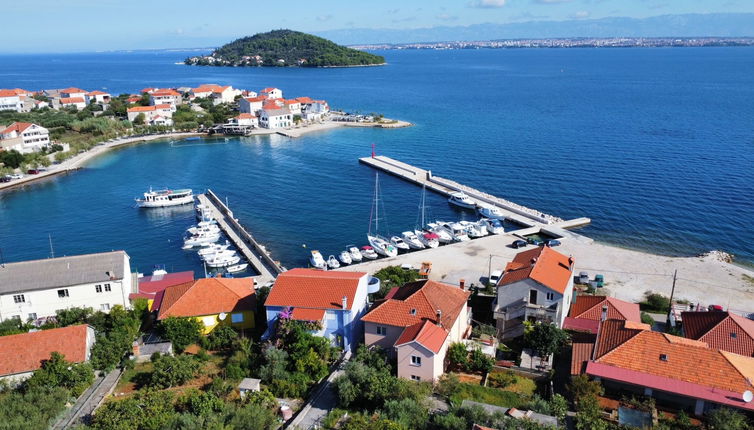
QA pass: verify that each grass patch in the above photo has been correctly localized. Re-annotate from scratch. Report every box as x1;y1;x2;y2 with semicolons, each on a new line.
449;382;525;408
115;362;153;392
487;371;536;396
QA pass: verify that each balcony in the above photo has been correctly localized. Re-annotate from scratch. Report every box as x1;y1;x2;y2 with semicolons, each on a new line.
494;297;558;322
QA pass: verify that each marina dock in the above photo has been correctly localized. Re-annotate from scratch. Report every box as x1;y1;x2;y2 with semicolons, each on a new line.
197;190;284;284
358;155;591;237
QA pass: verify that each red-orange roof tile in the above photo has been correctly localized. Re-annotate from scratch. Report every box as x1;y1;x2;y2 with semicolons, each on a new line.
290;307;326;322
0;89;21;97
569;295;641;322
157;277;256;319
87;90;109;96
60;87;87;94
395;320;449;353
361;280;470;328
127;105;156;112
265;268;366;310
2;122;34;134
235;113;256;119
60;97;85;104
499;246;573;294
682;311;754;357
0;325;91;376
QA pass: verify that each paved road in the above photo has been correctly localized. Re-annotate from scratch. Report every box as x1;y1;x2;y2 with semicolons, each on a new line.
287;368;344;429
52;369;122;429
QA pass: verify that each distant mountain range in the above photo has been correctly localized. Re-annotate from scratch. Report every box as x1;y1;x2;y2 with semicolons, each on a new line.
314;13;754;45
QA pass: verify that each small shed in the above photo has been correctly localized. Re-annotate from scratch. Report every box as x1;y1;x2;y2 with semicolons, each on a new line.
238;378;261;398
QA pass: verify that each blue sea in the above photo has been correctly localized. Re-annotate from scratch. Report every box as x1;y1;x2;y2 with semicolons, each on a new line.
0;48;753;274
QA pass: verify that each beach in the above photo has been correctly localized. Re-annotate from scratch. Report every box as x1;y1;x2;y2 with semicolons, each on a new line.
339;231;754;314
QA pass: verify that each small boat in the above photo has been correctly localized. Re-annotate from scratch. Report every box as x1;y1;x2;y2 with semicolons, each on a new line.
197;242;230;257
226;263;248;273
360;245;379;260
426;222;454;243
183;231;221;248
419;231;440;248
401;231;425;250
137;188;193;208
441;221;470;241
200;249;237;261
309;250;327;269
368;235;398;257
478;204;506;220
482;218;504;234
447;191;476;209
187;224;220;235
205;254;241;268
459;220;486;238
390;236;411;251
338;250;352;265
347;245;363;262
327;255;341;269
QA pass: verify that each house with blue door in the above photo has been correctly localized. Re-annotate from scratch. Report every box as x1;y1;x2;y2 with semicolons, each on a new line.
263;268;374;352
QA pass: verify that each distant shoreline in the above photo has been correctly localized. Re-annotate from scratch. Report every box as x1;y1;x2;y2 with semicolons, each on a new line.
182;62;387;69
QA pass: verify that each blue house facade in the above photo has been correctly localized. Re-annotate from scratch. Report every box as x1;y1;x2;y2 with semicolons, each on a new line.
263;269;375;352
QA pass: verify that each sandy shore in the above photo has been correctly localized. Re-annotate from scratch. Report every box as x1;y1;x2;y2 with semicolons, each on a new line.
338;231;754;314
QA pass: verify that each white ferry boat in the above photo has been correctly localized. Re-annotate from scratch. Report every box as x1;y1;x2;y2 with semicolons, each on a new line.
136;188;193;208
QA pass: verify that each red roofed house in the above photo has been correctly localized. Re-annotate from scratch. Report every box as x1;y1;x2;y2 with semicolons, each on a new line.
190;84;241;104
493;246;575;340
227;113;258;127
129;269;194;310
155;276;256;334
361;280;471;382
264;269;372;352
259;106;292;129
86;91;111;104
0;89;25;112
681;311;754;357
260;87;283;99
577;319;754;416
149;89;181;106
283;99;301;115
0;122;50;153
239;96;267;114
126;104;175;126
563;295;641;334
0;324;95;384
60;87;88;99
59;97;87;110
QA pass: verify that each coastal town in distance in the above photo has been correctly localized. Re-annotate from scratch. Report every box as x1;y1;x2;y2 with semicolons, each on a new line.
1;4;754;430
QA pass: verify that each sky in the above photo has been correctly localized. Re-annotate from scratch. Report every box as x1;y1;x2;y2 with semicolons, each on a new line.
1;0;753;53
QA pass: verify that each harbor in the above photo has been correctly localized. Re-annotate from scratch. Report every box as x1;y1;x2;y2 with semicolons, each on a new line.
195;190;284;285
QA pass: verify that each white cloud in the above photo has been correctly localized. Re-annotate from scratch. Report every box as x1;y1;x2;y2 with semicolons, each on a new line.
469;0;507;8
316;15;332;22
572;10;590;18
534;0;571;3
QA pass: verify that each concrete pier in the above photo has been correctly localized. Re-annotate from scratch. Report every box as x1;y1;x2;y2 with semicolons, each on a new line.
358;155;591;232
197;190;284;284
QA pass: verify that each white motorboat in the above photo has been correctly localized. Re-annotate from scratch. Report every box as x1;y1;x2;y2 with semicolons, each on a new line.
418;231;440;248
205;254;241;268
137;188;193;208
309;250;327;269
441;221;470;241
401;231;425;250
426;222;454;243
226;263;248;273
187;224;220;235
327;255;341;269
390;236;410;251
197;242;230;257
183;231;221;248
347;245;363;262
368;235;398;257
477;204;506;220
201;249;237;261
447;191;476;209
360;245;379;260
338;250;352;265
482;218;505;234
460;220;487;238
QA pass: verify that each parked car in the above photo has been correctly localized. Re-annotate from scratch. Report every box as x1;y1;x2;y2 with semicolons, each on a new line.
0;176;10;182
708;304;724;312
9;173;23;179
511;239;528;249
489;270;503;285
27;169;41;174
527;237;543;246
545;239;562;247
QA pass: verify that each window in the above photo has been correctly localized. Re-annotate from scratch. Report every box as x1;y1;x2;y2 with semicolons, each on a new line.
104;283;111;292
11;315;21;321
546;292;554;301
231;313;244;323
13;294;25;303
95;285;102;293
58;289;69;298
411;355;422;366
411;375;421;381
410;308;417;316
731;332;738;338
28;313;37;320
529;290;538;304
100;303;110;311
376;326;387;335
659;354;668;362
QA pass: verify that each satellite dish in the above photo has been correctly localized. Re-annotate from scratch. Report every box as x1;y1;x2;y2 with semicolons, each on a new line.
743;391;753;403
218;312;227;321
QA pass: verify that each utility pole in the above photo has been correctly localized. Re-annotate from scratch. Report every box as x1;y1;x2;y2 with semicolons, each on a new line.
666;269;678;330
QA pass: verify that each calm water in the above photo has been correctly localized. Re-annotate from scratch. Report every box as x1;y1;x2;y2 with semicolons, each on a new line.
0;48;753;274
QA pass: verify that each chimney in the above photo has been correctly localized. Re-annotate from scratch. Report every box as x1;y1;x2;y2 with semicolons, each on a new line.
601;305;608;322
342;295;348;310
531;258;537;264
459;279;465;290
568;256;574;269
436;309;442;327
132;341;140;357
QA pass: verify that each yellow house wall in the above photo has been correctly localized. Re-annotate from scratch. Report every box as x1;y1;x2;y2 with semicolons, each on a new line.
192;310;255;335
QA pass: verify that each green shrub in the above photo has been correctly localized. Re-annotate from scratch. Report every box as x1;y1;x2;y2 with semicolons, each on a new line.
158;317;202;353
641;312;656;325
488;371;517;389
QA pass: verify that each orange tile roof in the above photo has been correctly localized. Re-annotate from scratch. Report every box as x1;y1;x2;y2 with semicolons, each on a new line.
87;91;109;96
682;311;754;357
127;105;156;112
157;277;256;319
261;87;278;93
499;246;573;294
244;96;267;103
361;280;470;328
235;113;256;119
141;88;156;94
0;325;90;376
290;307;326;322
594;319;754;394
395;320;448;354
192;84;228;94
0;89;21;97
265;268;366;310
2;122;34;134
60;97;85;104
60;87;87;94
571;332;596;375
150;89;180;97
569;295;641;322
284;100;299;105
295;97;314;104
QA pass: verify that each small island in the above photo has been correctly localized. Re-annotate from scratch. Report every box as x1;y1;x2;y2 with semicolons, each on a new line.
184;29;385;68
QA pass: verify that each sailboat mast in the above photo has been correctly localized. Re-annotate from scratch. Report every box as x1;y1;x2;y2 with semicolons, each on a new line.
421;185;426;227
